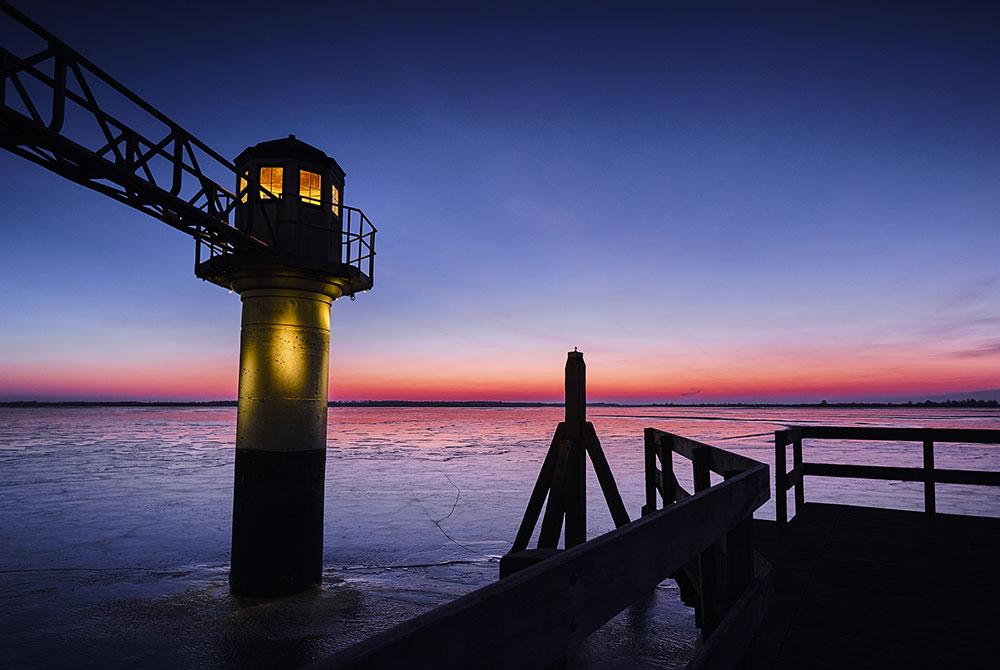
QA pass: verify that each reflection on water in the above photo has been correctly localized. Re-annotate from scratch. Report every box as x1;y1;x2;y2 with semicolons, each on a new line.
1;406;998;667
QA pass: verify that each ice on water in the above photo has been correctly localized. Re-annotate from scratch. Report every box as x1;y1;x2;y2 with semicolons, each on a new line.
2;406;998;668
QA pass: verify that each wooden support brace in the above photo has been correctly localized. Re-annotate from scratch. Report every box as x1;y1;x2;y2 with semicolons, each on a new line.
583;422;630;527
511;423;565;551
537;435;574;549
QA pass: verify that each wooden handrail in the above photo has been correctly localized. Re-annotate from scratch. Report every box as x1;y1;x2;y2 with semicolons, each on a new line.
312;431;771;669
785;426;1000;443
775;426;1000;523
642;428;772;665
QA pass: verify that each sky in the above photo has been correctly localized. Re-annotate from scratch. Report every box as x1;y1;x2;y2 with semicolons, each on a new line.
1;1;999;403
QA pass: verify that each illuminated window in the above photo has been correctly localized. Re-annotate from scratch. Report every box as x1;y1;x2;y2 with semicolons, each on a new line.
239;176;248;203
259;166;283;199
331;184;341;216
300;169;322;206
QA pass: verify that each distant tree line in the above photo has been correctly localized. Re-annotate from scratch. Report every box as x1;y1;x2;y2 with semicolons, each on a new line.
3;399;997;408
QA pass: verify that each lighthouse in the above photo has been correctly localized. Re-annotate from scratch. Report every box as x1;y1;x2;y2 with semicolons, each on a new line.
196;135;376;597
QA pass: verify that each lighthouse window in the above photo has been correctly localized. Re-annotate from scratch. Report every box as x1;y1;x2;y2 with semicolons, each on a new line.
331;184;341;216
259;166;283;199
239;176;248;203
300;169;322;206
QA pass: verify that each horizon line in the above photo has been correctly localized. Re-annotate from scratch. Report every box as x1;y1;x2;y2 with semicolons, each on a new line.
2;399;997;409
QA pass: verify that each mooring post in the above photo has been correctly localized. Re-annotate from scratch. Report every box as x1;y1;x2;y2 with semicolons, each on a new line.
503;350;628;582
565;350;586;427
564;350;587;547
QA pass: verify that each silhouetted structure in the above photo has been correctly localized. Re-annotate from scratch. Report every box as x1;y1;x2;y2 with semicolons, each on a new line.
314;361;1000;668
316;356;774;669
0;2;376;596
499;351;630;578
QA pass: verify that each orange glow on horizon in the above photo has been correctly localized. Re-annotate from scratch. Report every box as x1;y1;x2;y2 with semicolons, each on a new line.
2;341;998;403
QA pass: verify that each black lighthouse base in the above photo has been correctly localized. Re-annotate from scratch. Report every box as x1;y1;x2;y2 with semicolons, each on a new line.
229;448;327;597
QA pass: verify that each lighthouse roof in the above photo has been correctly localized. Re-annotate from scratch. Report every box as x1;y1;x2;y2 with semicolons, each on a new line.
235;135;345;178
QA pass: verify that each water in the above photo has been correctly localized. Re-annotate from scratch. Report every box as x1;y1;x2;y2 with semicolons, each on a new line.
2;406;999;668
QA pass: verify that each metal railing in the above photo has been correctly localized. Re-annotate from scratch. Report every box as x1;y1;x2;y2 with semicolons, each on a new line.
194;201;376;290
775;426;1000;523
340;205;377;281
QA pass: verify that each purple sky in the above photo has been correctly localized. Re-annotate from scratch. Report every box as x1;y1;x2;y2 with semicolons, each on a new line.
1;1;998;402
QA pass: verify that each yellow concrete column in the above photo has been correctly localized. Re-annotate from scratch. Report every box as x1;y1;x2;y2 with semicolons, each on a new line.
228;272;344;596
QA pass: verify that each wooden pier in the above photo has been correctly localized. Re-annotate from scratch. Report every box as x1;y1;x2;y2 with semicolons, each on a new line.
312;419;1000;669
757;426;1000;669
754;503;1000;669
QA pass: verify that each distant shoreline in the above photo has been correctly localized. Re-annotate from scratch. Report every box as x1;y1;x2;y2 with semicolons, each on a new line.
1;399;997;409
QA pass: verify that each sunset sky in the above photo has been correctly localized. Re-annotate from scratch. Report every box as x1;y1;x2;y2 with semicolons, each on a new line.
1;1;999;403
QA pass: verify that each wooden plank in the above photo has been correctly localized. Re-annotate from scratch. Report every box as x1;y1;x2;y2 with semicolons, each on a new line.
669;434;761;474
803;462;1000;486
794;426;1000;444
933;468;1000;486
498;548;562;579
582;423;630;527
314;465;770;670
511;423;565;551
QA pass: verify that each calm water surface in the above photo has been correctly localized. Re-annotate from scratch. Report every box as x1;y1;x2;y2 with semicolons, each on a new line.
1;406;998;668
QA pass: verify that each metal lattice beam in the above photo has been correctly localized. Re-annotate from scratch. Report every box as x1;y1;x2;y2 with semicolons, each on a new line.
0;1;269;254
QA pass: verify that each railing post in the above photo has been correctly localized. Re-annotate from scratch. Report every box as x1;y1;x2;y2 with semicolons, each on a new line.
923;439;936;514
775;431;788;525
642;428;656;516
793;436;805;512
659;435;675;505
693;447;720;636
724;469;755;668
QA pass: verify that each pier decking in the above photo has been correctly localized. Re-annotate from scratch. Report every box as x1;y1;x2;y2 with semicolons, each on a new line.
753;503;1000;669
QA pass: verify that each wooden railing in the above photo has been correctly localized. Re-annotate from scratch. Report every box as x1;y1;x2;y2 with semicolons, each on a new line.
310;430;771;670
775;426;1000;524
642;428;772;667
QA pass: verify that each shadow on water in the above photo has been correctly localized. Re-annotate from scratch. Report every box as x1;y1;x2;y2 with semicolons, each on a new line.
1;565;699;669
2;569;380;670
